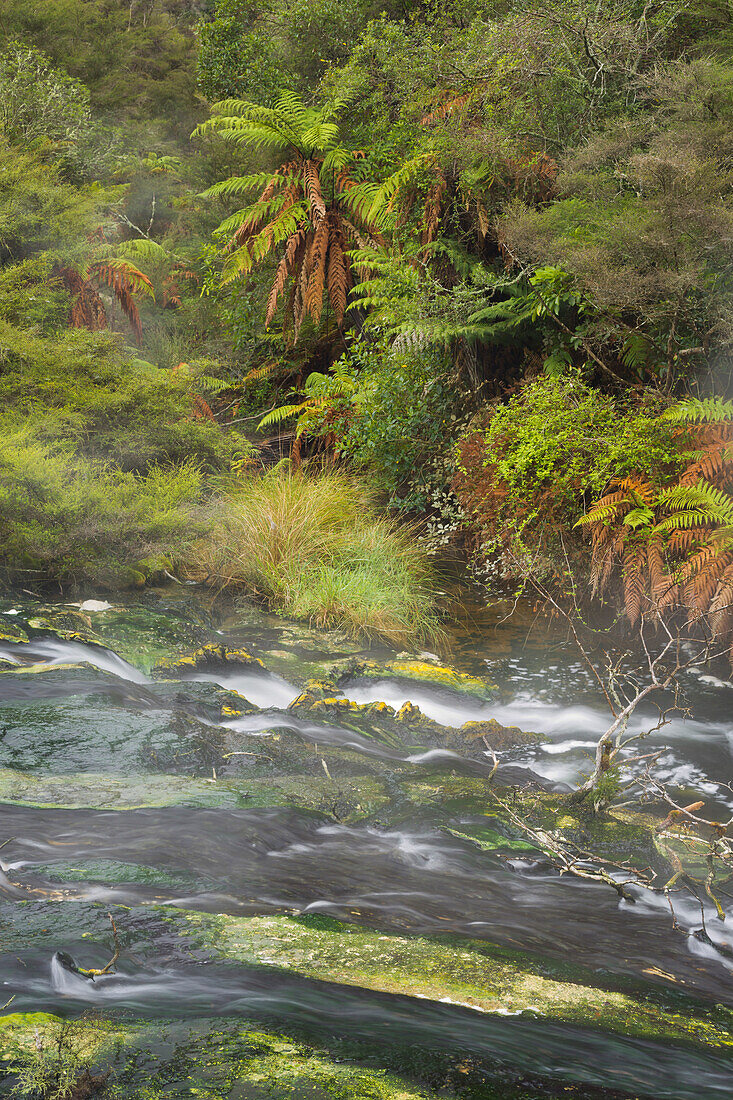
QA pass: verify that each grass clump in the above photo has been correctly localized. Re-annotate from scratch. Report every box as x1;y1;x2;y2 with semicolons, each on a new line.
188;470;442;645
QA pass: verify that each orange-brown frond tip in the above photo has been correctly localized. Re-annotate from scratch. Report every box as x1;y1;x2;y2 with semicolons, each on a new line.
326;238;348;324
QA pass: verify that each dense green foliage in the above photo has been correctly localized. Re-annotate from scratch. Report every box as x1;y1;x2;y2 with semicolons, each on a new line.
1;0;732;628
453;377;681;571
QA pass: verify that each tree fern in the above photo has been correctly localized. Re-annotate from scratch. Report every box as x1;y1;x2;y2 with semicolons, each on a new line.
196;92;381;338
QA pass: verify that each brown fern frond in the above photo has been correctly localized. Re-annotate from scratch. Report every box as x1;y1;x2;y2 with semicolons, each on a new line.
679;442;733;487
192;394;215;422
115;285;143;342
622;545;646;624
667;527;705;552
326;234;348;324
305;218;330;322
283;280;297;341
304;160;326;220
593;538;620;595
93;260;154;300
243;361;278;384
266;227;306;327
709;576;733;637
683;547;733;615
266;253;291;328
611;476;655;506
55;264;107;332
657;580;682;611
476;197;491;242
336;166;357;192
680;542;728;580
92;260;154;342
647;537;667;598
421;90;473;126
421;173;447;246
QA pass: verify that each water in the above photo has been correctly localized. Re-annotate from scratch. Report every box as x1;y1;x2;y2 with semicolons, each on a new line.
0;593;732;1098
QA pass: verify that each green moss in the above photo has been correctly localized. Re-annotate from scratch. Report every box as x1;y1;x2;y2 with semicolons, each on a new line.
0;766;244;810
343;659;494;701
184;912;733;1051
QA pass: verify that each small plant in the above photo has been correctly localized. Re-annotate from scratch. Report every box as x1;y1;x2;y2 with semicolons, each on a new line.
4;1015;113;1100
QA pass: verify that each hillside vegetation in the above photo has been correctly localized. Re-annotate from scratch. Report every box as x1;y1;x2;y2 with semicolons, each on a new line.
1;0;732;641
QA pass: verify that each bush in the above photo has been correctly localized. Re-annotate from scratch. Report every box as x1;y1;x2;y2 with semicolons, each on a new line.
453;376;681;572
0;322;233;471
0;42;91;149
326;342;458;510
187;470;441;644
0;430;203;587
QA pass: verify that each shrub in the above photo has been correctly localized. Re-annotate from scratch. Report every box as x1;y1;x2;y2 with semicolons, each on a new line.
453;376;681;573
0;42;91;150
305;341;458;510
0;322;232;471
0;429;203;587
187;470;441;644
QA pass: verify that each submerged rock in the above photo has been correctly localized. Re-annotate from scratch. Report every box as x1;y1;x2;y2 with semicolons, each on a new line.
185;910;733;1052
0;766;243;809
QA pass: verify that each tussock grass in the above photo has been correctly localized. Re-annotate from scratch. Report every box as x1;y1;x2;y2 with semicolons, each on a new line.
188;470;442;645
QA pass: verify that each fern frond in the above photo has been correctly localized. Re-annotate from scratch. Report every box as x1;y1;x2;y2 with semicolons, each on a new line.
304;160;326;220
665;397;733;425
200;173;288;200
620;331;659;371
116;239;169;263
326;235;348;324
622;545;646;625
257;402;309;430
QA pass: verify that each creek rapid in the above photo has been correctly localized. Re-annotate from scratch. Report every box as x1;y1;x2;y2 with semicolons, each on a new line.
0;592;732;1098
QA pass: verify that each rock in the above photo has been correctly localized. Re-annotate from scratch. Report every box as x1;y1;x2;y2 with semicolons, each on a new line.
153;643;265;677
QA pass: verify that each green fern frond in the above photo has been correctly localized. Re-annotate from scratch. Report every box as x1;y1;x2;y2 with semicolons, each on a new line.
658;482;733;519
665;397;733;424
621;331;658;370
196;375;234;394
257;402;309;430
200;173;288;200
116;239;170;263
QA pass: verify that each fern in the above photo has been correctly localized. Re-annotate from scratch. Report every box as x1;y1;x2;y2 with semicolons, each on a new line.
117;239;170;263
258;402;309;430
579;394;733;650
196;92;381;339
620;331;659;371
665;397;733;424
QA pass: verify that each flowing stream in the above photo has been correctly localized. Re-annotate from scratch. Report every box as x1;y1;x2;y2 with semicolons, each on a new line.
0;591;732;1098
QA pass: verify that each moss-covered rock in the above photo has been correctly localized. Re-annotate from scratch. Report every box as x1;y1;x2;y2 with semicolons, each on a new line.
0;620;28;645
184;911;733;1050
334;657;495;701
153;643;265;677
288;692;538;759
0;766;244;809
